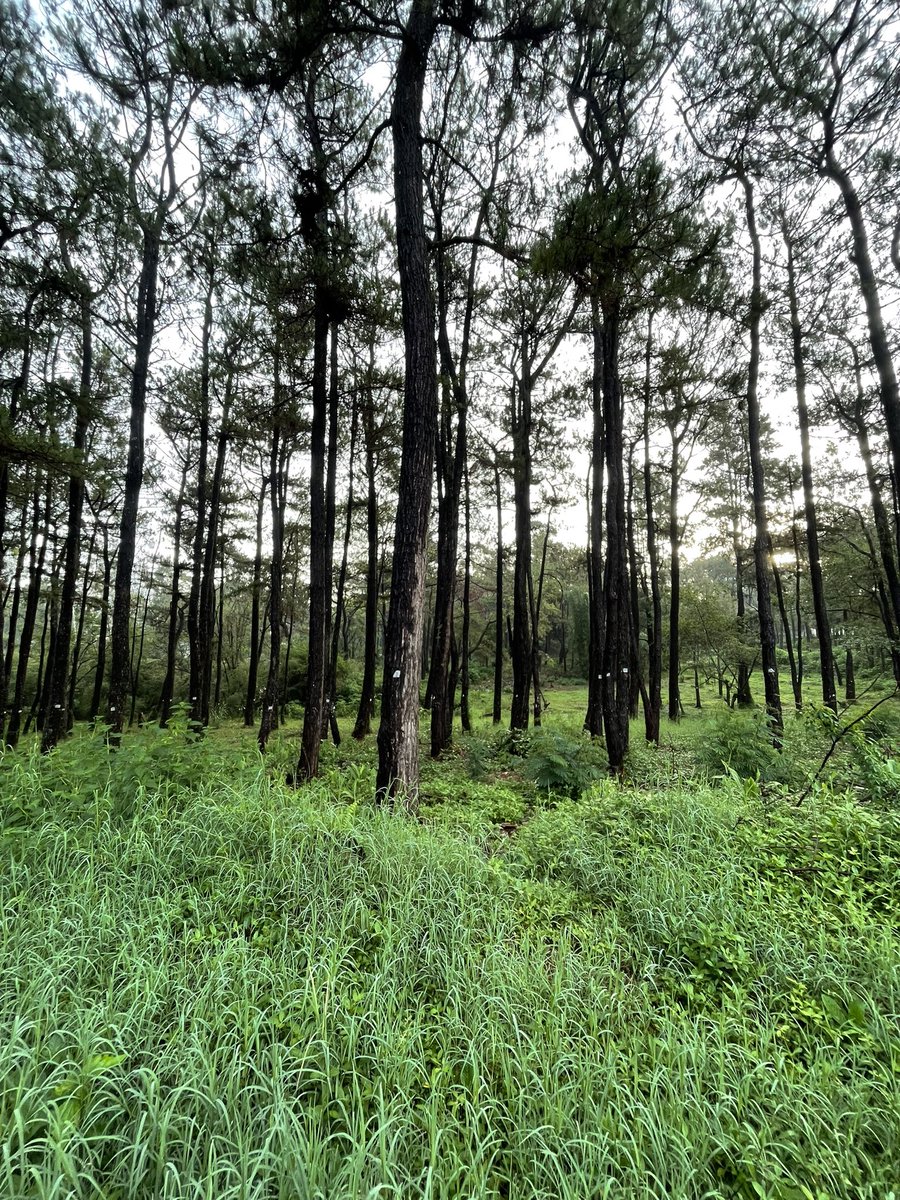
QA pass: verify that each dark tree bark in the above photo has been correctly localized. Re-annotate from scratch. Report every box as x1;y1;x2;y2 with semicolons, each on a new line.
492;452;504;725
740;171;782;742
667;434;682;723
244;472;267;726
460;457;472;733
106;229;160;738
258;414;289;753
427;366;465;754
0;291;36;719
281;547;298;726
828;346;900;686
625;447;642;720
42;289;93;752
530;507;552;727
599;299;631;774
25;585;52;738
323;321;341;745
376;1;439;805
330;371;358;746
771;538;801;710
641;314;662;743
89;524;113;723
196;384;231;724
585;297;605;738
510;347;533;733
159;455;190;726
425;115;496;755
790;516;804;701
68;523;97;725
298;304;331;780
0;487;32;731
782;219;836;710
129;556;155;727
214;535;226;712
35;540;61;734
823;148;900;522
845;648;856;702
353;375;380;740
187;273;214;726
6;476;49;749
734;528;752;706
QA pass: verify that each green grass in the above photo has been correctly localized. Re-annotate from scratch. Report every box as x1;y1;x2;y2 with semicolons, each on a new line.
1;700;899;1198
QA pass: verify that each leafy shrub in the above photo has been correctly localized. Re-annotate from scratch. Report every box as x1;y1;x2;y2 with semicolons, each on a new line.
697;707;784;782
463;732;495;781
0;709;260;830
497;727;532;758
799;700;900;804
524;729;605;798
418;773;526;828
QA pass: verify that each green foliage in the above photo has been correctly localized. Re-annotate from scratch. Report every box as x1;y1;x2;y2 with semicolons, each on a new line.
798;701;900;805
0;706;260;832
523;728;606;798
419;763;527;830
1;709;899;1197
697;706;784;782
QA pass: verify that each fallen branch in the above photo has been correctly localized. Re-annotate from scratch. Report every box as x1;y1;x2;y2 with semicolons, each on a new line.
796;687;899;805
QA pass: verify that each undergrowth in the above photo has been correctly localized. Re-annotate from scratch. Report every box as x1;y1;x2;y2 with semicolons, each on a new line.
0;702;898;1198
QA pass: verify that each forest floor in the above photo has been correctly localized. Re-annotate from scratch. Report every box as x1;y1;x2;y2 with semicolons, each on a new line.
1;683;899;1198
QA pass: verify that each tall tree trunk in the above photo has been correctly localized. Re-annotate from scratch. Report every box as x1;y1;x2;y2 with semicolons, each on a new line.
36;541;61;733
281;554;298;725
324;321;341;744
298;303;331;780
427;220;473;754
158;455;189;726
187;274;214;726
353;386;379;740
740;172;782;742
90;525;113;723
492;454;504;725
258;418;287;753
586;296;605;738
824;148;900;524
68;523;97;725
530;508;552;727
376;1;438;805
6;476;49;749
427;374;463;756
244;475;267;726
129;557;155;727
734;528;752;706
42;297;91;752
599;298;631;773
782;221;836;710
847;360;900;680
625;448;642;720
845;647;856;702
0;488;32;731
107;229;160;738
25;589;52;737
0;293;36;724
460;458;472;733
791;517;804;700
667;436;681;722
771;540;801;710
197;386;231;725
642;313;662;744
214;523;226;712
510;348;532;733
